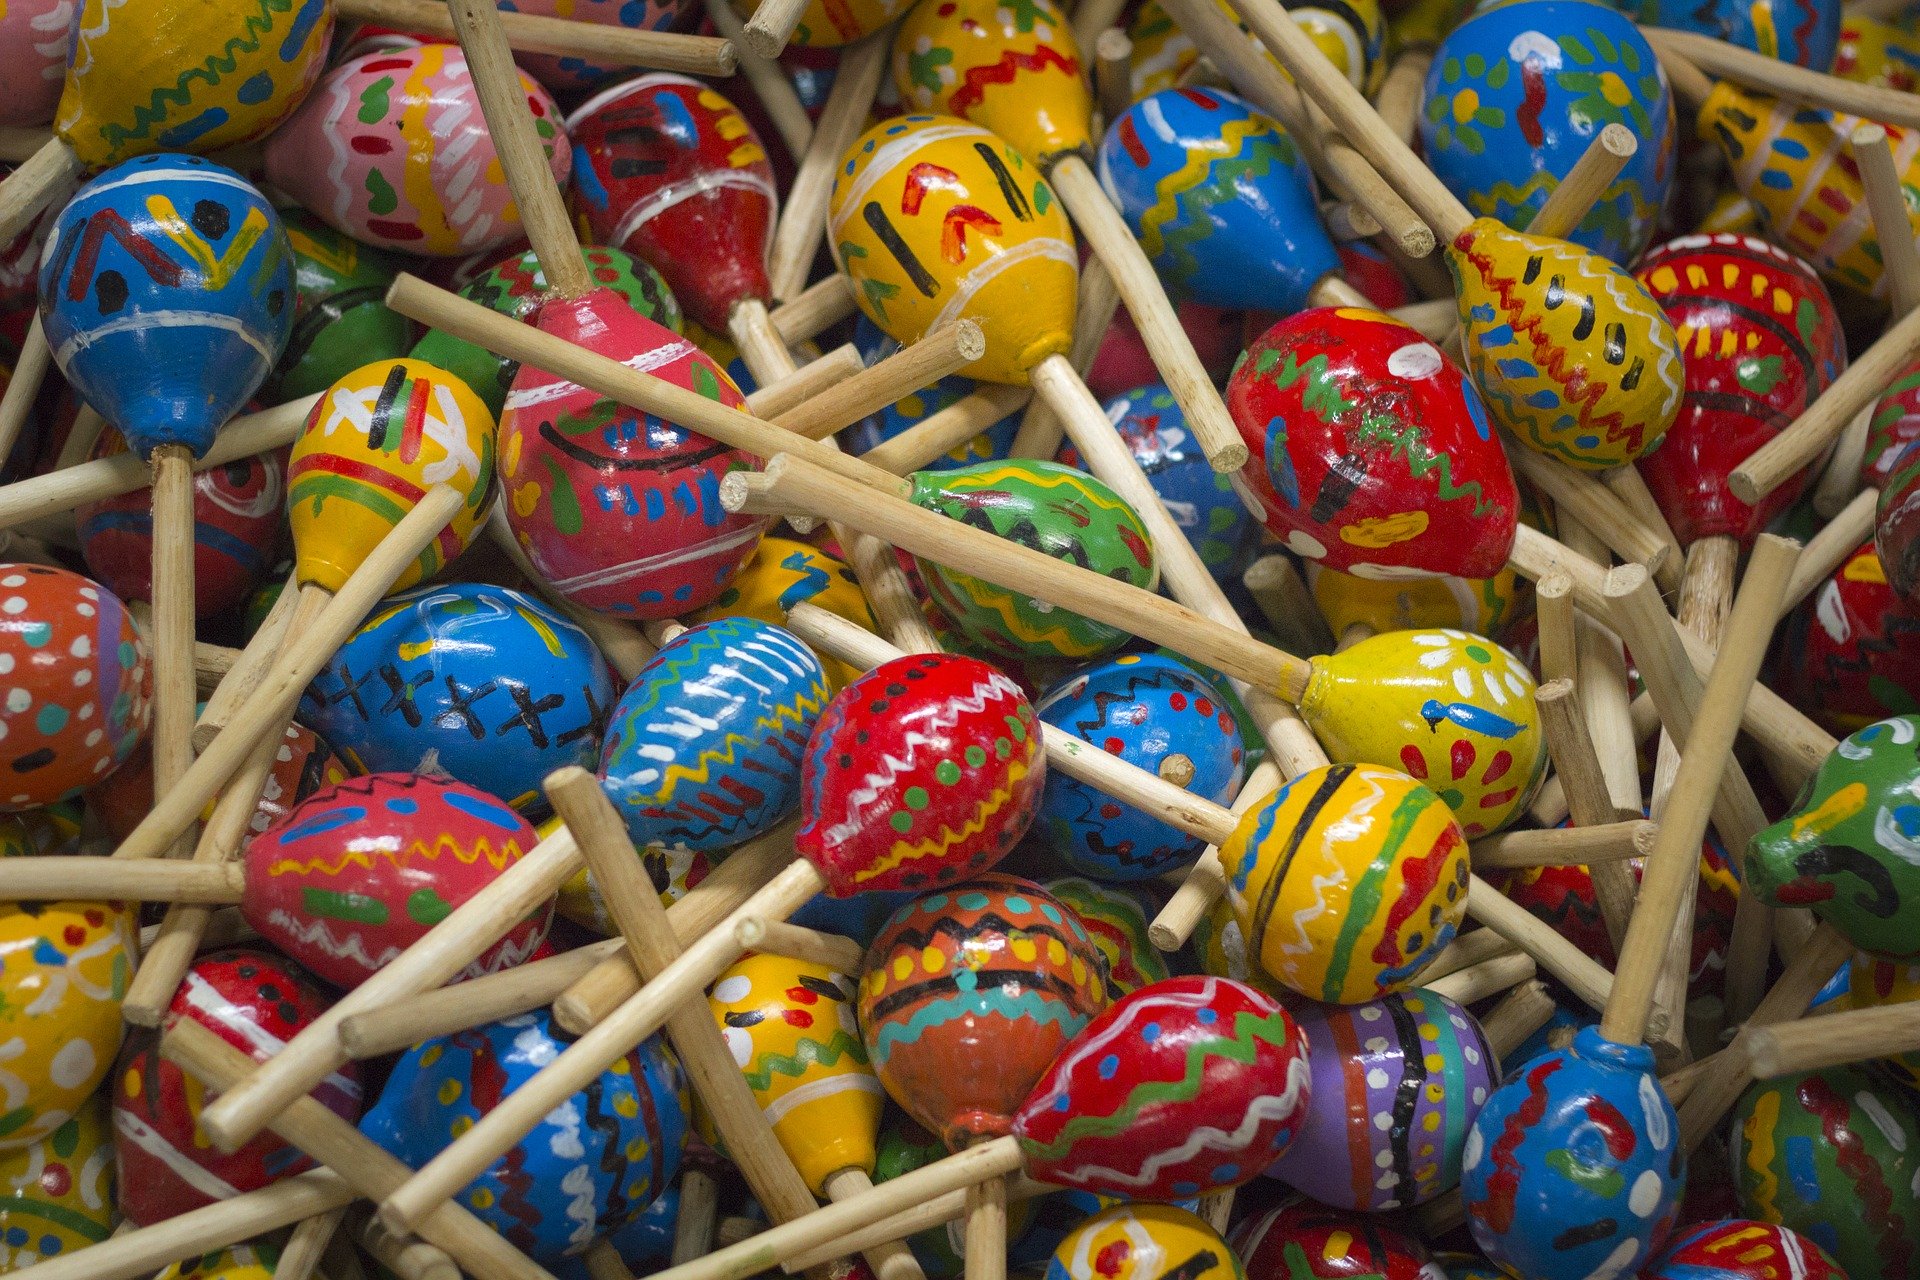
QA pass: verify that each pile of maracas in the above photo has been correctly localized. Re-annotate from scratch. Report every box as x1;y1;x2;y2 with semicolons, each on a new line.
0;0;1918;1276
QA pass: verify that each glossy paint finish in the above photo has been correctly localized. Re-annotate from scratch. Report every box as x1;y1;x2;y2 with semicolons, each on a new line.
1772;542;1920;737
1226;306;1517;579
0;0;73;128
1045;1205;1243;1280
0;564;149;811
1043;877;1169;1000
858;875;1105;1148
1879;438;1920;606
241;773;552;990
0;899;134;1150
892;0;1088;166
601;617;827;852
569;74;777;331
797;653;1044;895
266;44;570;257
1014;975;1308;1199
39;155;292;458
1306;562;1527;641
1219;762;1470;1003
0;1096;111;1270
1846;952;1920;1086
303;583;615;812
688;534;877;691
1644;1219;1849;1280
1234;1203;1449;1279
273;208;414;403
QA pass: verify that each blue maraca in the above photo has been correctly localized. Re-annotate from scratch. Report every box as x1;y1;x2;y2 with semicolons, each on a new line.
1420;0;1674;266
38;152;292;798
1097;87;1363;313
1629;0;1838;69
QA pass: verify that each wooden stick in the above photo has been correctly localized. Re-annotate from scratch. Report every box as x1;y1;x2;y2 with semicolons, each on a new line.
1656;39;1713;106
772;322;985;440
1242;555;1335;656
1599;535;1798;1046
1535;571;1576;685
0;314;48;469
963;1165;1007;1280
1504;441;1681;592
740;0;808;58
771;276;859;345
337;0;736;74
1009;258;1120;461
9;1169;354;1280
148;443;201;873
195;566;300;750
0;134;82;247
1604;465;1687;573
1791;487;1878;608
1095;28;1134;123
276;1207;350;1280
1424;950;1537;1006
861;385;1033;474
1528;123;1637;240
1856;123;1920;319
768;29;888;299
1374;49;1432;147
1731;294;1920;503
163;1022;559;1280
1071;0;1131;56
1466;874;1617;1018
1414;928;1521;985
1047;155;1247;472
1747;1001;1920;1078
360;1216;462;1280
1557;518;1647;818
0;393;316;532
749;344;868;419
673;1170;723;1266
740;918;868;972
1533;679;1635;952
1812;404;1875;517
1646;26;1920;127
341;941;619;1057
1479;979;1558;1058
1147;758;1280;951
1471;818;1655;869
0;855;244;902
701;0;813;159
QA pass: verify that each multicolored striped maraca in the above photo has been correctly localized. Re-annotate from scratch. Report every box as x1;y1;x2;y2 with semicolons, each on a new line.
1044;877;1170;999
1773;542;1920;737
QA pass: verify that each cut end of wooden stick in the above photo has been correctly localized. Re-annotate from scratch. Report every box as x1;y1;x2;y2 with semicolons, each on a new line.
954;319;987;364
1398;222;1437;259
1598;122;1638;159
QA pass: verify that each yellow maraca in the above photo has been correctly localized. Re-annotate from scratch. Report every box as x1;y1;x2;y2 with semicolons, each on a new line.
1305;562;1528;642
154;1244;279;1280
0;0;333;242
690;535;880;692
0;899;134;1150
886;0;1249;471
1047;1204;1245;1280
1126;0;1384;99
0;1096;112;1270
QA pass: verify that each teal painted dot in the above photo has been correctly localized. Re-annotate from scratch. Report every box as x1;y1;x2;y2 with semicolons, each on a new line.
1004;896;1031;914
922;894;949;913
19;622;49;648
889;812;913;834
34;705;67;735
119;641;136;666
965;746;987;767
1039;903;1063;924
904;786;929;811
935;761;962;785
1465;644;1492;663
955;968;978;991
957;892;990;910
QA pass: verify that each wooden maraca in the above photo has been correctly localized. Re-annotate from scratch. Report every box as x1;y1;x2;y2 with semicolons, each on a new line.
1045;1204;1242;1280
265;42;570;258
38;153;293;852
1643;1220;1849;1280
0;0;333;242
0;1097;110;1271
887;0;1247;472
859;876;1108;1280
1419;0;1674;266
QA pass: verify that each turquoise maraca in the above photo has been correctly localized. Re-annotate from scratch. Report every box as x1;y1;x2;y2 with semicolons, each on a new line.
1097;87;1369;313
37;151;292;806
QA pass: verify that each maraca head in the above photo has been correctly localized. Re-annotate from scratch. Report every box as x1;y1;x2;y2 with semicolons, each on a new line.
360;1011;688;1263
1461;1026;1682;1280
1014;975;1309;1199
796;652;1045;895
242;773;552;990
153;1245;278;1280
112;949;361;1225
54;0;331;168
601;616;829;852
688;534;877;691
1748;713;1920;958
273;208;414;402
1880;439;1920;606
1838;14;1920;90
732;0;907;44
1046;1205;1241;1280
908;459;1158;659
409;244;680;419
0;1097;110;1269
708;952;881;1194
303;583;616;811
1635;234;1845;545
1034;652;1247;880
0;898;134;1150
0;0;73;129
1451;217;1685;470
288;357;495;595
1099;89;1337;315
568;74;776;331
265;44;570;257
39;154;293;457
1701;82;1908;300
830;115;1078;386
1848;952;1920;1086
76;426;285;618
1225;306;1517;579
1731;1066;1920;1279
1645;1219;1849;1280
858;875;1106;1147
1266;988;1497;1210
1306;561;1528;641
1219;762;1469;1003
1303;628;1545;836
1865;359;1920;490
1044;877;1170;999
554;825;712;937
1235;1203;1444;1278
1421;0;1673;265
0;564;149;811
1641;0;1838;66
893;0;1089;165
1772;541;1920;738
496;0;693;90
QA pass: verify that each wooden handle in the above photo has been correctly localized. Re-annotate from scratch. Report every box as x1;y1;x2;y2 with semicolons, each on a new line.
1528;123;1637;241
700;0;811;160
1599;535;1800;1045
147;444;201;863
0;136;80;247
1470;819;1655;870
1424;950;1537;1006
768;30;888;299
1466;874;1616;1016
444;0;588;295
1095;28;1134;124
1647;26;1920;126
195;566;301;751
1503;437;1679;591
336;0;735;74
728;453;1317;701
1479;980;1560;1059
741;918;868;972
740;0;809;58
862;385;1034;475
771;322;986;440
963;1173;1008;1280
1008;259;1116;461
1854;123;1920;317
1747;1001;1920;1078
0;315;49;469
0;856;245;903
340;941;617;1058
770;276;860;344
376;858;826;1237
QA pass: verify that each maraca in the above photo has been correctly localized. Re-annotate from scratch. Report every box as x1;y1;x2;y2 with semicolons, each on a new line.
730;0;905;48
600;616;829;853
0;0;332;241
859;876;1107;1276
885;0;1247;471
273;207;415;402
153;1244;278;1280
1044;877;1170;998
1305;560;1530;646
1223;306;1520;580
1644;1220;1849;1280
302;582;617;812
1771;541;1920;737
1125;0;1386;98
1265;988;1497;1210
360;1010;689;1263
1233;1202;1447;1278
265;43;570;257
1731;1065;1920;1279
241;772;553;991
0;0;74;128
688;533;879;691
1865;359;1920;491
38;153;293;812
0;1098;110;1270
1881;439;1920;606
112;948;363;1225
1045;1205;1243;1280
1420;0;1673;265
